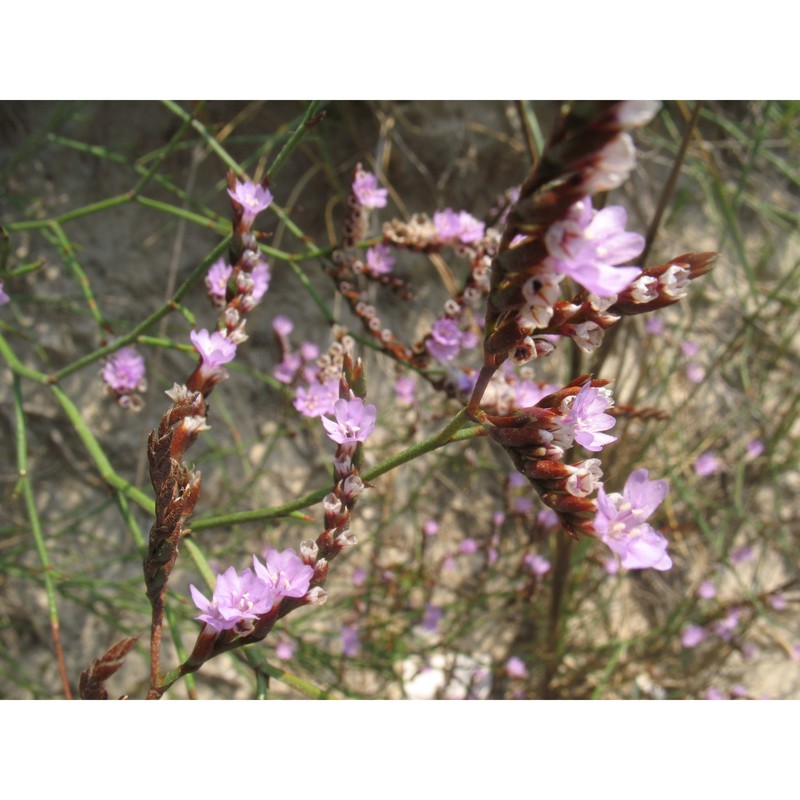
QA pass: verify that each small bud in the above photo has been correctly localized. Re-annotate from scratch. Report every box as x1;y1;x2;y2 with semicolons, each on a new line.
300;539;319;564
304;587;329;606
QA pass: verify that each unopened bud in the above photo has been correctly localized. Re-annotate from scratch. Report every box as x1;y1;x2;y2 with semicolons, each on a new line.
300;539;319;564
304;587;328;606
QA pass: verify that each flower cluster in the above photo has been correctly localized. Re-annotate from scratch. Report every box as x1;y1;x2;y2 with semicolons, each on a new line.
352;170;388;209
227;178;273;227
322;397;377;445
187;328;237;394
433;208;485;246
190;547;312;634
0;281;9;305
102;346;147;409
426;317;478;362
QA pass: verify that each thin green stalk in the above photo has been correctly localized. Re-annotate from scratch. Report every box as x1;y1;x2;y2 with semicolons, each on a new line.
268;101;324;179
191;410;484;532
52;236;230;381
0;333;49;383
12;375;72;699
135;195;228;231
6;193;131;232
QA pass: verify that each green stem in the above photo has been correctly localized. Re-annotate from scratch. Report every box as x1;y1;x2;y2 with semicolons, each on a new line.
0;333;49;383
191;410;483;532
12;376;73;699
268;101;324;179
6;194;131;232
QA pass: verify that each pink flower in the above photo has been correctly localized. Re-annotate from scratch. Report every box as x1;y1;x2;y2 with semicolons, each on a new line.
352;567;366;587
352;171;388;209
645;316;664;335
423;519;440;537
433;208;485;245
537;509;559;528
102;347;146;394
559;383;617;452
205;258;232;303
745;438;764;459
190;328;237;370
365;244;395;274
694;451;721;477
275;639;296;660
594;468;671;571
0;281;9;305
421;604;443;633
767;593;787;611
254;548;314;600
730;545;753;564
506;656;528;679
272;315;294;337
524;553;551;576
427;317;473;362
685;363;706;383
293;379;339;418
251;259;271;302
698;579;717;599
459;538;479;555
341;623;362;657
321;397;377;444
545;197;643;297
681;624;708;648
394;374;416;406
703;688;726;700
227;178;273;226
190;566;274;633
275;353;302;384
681;340;700;358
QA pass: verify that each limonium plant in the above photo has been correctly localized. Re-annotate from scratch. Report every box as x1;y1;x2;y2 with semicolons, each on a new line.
14;99;777;701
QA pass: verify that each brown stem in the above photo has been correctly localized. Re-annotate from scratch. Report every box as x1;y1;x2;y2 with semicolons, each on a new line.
50;619;73;699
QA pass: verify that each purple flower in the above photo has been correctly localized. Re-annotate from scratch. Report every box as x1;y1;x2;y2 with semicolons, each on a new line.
421;604;443;633
251;259;271;302
190;328;237;370
681;624;708;648
697;579;717;599
365;244;395;274
685;363;706;383
712;608;740;640
293;379;339;418
524;553;551;576
352;567;367;587
275;639;296;660
731;545;753;564
423;519;440;537
703;688;726;700
681;340;700;358
394;374;417;406
459;538;479;555
645;316;664;335
746;438;764;459
545;196;643;296
205;258;232;303
603;556;620;574
321;397;378;444
514;380;553;409
352;171;388;209
102;347;146;394
694;451;721;477
768;593;787;611
341;623;362;657
299;341;319;362
427;317;474;362
254;548;314;600
537;509;559;528
433;208;485;245
272;315;294;337
0;281;9;306
433;208;462;241
275;353;302;384
506;656;528;679
559;383;617;452
594;468;672;571
227;178;273;226
190;566;274;633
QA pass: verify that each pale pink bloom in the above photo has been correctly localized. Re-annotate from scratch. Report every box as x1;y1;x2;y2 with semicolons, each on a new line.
254;548;314;601
694;451;721;477
545;196;643;296
508;471;527;488
514;380;553;409
745;438;764;459
442;556;457;572
394;374;416;406
102;347;146;394
730;684;748;698
703;688;726;700
190;328;237;370
681;624;708;649
433;208;485;245
421;604;443;633
459;538;479;555
321;397;378;444
427;317;470;361
205;258;233;302
644;316;664;335
272;315;294;337
190;566;274;633
365;244;395;274
506;656;528;679
767;593;787;611
681;340;700;358
422;519;440;537
352;171;388;209
594;468;671;571
685;363;706;383
603;556;620;574
712;608;740;640
524;553;551;576
275;353;302;384
227;178;273;226
352;567;367;587
293;379;339;418
299;341;320;362
492;511;506;528
537;509;559;528
513;497;534;515
0;281;9;305
698;579;717;599
251;259;271;301
275;639;296;660
559;383;617;452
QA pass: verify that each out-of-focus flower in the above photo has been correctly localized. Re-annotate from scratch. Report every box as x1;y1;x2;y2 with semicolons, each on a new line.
644;316;664;335
767;593;787;611
537;509;559;528
594;468;671;571
422;519;440;537
254;548;313;600
681;340;700;358
421;604;443;633
698;579;717;599
0;281;9;305
685;363;706;383
321;397;378;444
506;656;528;679
190;566;274;633
427;317;474;362
681;624;708;648
730;684;748;698
228;178;273;226
459;538;479;555
394;374;417;406
205;258;232;303
703;688;726;700
352;567;367;587
293;379;339;418
730;545;754;564
745;438;765;459
102;347;146;395
558;383;617;452
251;259;271;302
694;451;721;477
545;197;643;296
341;623;362;657
712;608;740;640
513;497;534;515
272;315;294;337
524;553;551;576
352;171;388;209
275;353;302;384
603;556;620;575
365;244;395;275
433;208;486;245
275;639;296;660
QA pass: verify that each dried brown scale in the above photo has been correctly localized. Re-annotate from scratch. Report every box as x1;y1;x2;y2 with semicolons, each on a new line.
79;636;139;700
